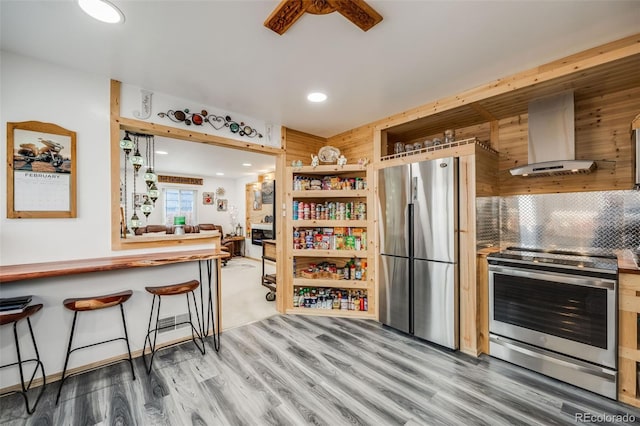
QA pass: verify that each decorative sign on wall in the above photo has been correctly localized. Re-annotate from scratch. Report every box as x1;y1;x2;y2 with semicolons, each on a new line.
7;121;77;218
157;109;263;139
262;180;274;204
157;175;203;185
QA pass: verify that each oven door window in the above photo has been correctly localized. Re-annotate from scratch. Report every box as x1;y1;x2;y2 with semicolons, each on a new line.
493;273;608;349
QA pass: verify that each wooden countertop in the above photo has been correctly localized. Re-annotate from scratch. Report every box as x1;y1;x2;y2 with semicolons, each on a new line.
0;249;230;283
476;247;499;257
618;249;640;275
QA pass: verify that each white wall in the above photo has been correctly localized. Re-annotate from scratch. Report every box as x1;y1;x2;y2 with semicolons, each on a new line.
0;51;274;388
1;51;113;264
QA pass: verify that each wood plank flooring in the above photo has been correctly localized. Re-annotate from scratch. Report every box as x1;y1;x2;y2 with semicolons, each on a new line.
2;314;640;425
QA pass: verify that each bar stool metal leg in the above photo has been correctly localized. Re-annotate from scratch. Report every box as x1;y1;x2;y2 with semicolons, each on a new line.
142;294;162;375
119;304;136;381
186;291;205;355
56;311;78;404
12;317;46;414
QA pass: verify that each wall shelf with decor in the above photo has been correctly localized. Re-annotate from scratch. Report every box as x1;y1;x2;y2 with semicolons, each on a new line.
284;165;375;319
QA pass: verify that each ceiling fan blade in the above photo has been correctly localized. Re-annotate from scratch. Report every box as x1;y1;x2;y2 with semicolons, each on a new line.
331;0;383;32
264;0;307;35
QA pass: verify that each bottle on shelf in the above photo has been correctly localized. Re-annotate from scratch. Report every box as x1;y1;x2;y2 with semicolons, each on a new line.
293;286;368;311
292;174;368;191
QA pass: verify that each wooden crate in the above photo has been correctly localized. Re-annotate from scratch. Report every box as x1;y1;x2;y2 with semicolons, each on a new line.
299;270;342;280
263;240;276;261
619;271;640;408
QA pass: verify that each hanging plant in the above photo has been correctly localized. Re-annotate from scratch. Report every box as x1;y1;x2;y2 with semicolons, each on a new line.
157;108;263;138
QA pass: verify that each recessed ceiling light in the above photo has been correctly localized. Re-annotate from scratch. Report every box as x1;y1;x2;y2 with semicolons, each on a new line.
78;0;125;24
307;92;327;103
216;172;224;176
242;163;252;167
155;150;168;155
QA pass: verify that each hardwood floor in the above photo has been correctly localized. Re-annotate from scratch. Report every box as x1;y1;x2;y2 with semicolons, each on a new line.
2;314;640;425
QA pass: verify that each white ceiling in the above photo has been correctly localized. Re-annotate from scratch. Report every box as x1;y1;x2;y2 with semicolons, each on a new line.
151;135;275;180
2;0;639;177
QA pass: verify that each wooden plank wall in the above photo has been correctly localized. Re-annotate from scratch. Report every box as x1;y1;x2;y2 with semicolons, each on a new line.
496;86;640;196
327;125;375;163
283;128;327;164
286;85;639;197
475;147;499;197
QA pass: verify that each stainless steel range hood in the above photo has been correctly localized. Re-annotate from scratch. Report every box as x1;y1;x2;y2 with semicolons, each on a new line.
510;92;596;177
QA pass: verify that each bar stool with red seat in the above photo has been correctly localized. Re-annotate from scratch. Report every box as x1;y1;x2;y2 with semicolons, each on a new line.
56;290;135;404
0;303;46;414
142;279;205;374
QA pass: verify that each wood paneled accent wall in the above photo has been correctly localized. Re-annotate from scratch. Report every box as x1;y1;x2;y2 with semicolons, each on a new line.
327;125;375;162
283;127;327;164
496;86;640;195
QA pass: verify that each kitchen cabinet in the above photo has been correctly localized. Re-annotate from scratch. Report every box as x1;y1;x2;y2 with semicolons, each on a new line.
284;164;375;319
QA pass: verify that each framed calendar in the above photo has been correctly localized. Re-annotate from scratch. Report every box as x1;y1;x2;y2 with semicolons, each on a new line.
7;121;77;218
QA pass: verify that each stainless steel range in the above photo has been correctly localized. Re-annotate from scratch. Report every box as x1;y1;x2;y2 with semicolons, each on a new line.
487;247;618;399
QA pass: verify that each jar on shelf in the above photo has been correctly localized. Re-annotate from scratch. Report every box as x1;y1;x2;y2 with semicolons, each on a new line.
444;129;455;144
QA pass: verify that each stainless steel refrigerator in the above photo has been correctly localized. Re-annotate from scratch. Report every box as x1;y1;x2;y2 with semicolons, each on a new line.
378;157;459;349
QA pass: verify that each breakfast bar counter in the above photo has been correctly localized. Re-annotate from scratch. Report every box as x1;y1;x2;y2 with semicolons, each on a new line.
0;249;229;283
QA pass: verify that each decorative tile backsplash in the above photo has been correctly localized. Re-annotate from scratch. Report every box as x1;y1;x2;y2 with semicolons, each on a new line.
477;190;640;253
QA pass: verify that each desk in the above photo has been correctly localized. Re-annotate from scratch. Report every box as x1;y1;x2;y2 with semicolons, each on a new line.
0;249;231;351
224;236;245;257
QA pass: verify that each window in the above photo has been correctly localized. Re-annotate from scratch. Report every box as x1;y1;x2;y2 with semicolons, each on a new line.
164;188;197;225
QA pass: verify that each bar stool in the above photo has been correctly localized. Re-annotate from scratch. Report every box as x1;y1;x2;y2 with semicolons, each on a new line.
0;304;46;414
56;290;135;404
220;246;230;266
143;279;205;374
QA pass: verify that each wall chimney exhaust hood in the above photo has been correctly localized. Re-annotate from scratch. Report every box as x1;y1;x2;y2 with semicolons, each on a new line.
510;92;596;177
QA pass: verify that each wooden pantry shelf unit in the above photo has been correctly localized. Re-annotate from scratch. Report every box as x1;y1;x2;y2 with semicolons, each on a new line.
285;164;376;319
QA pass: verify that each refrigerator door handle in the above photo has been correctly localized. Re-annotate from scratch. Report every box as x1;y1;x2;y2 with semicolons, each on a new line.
412;177;418;202
407;203;414;334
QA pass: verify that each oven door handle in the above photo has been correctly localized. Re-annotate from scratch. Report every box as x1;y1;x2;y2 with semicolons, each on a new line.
489;265;616;290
